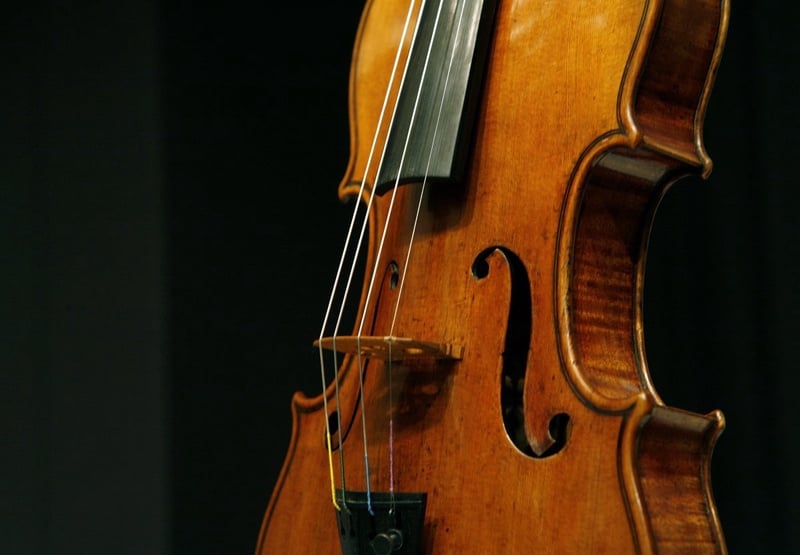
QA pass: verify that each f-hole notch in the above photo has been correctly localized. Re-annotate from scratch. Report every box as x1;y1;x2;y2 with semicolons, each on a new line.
472;247;569;458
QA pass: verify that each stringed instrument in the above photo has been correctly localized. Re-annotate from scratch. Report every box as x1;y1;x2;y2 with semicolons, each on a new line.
257;0;729;552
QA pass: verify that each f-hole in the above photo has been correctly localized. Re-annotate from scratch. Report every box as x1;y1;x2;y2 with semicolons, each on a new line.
472;247;569;458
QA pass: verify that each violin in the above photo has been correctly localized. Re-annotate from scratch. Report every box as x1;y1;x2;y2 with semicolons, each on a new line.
257;0;730;552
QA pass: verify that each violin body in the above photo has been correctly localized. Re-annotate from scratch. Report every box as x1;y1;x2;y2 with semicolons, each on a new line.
257;0;729;552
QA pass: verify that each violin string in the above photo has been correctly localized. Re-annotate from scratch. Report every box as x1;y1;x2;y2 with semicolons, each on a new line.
354;0;448;513
385;0;468;517
316;0;422;512
346;0;429;517
389;0;468;338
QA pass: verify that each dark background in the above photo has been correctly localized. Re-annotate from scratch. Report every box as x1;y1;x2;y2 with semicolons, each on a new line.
3;1;798;553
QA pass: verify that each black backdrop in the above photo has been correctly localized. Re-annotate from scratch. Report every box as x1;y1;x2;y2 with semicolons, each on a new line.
4;1;799;553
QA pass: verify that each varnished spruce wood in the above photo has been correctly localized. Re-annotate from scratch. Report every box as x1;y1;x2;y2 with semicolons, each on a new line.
257;0;729;553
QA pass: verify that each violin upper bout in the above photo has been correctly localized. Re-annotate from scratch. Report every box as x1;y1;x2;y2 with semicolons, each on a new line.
625;0;731;177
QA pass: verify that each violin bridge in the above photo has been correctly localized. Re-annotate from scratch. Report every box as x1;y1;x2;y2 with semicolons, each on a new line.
315;336;463;361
